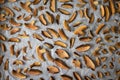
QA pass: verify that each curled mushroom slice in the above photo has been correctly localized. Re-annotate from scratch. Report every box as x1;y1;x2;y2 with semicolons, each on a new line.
32;0;40;5
61;75;72;80
24;21;38;30
116;42;120;48
46;50;54;62
20;1;32;12
0;13;6;21
44;42;54;49
17;14;24;20
30;62;41;68
104;34;112;42
9;18;21;26
61;3;73;9
63;20;71;31
8;37;20;42
47;66;59;74
89;13;94;23
0;55;4;65
109;0;115;15
58;29;68;40
0;43;6;52
95;23;105;34
50;0;56;12
58;8;70;15
83;55;95;70
42;31;52;39
10;28;21;35
18;31;29;38
97;71;103;78
43;0;48;5
0;34;6;41
79;37;91;42
56;49;70;59
73;21;81;27
2;7;14;17
105;6;110;21
73;72;82;80
4;59;9;70
84;8;90;20
33;8;38;17
54;40;67;48
13;60;24;65
78;10;84;18
39;14;47;25
89;0;96;11
56;14;60;24
46;11;54;24
33;33;44;41
13;6;21;12
47;28;59;38
72;59;81;68
24;15;32;21
58;0;72;2
54;58;70;69
12;70;26;79
74;25;87;35
95;57;101;66
27;69;42;75
10;44;15;56
68;11;77;23
76;44;91;52
100;5;105;17
70;37;75;48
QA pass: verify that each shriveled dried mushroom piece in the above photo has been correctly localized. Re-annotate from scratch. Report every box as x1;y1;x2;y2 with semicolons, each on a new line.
46;11;54;24
8;37;20;42
63;20;71;31
61;3;73;9
58;0;72;2
27;69;42;75
58;8;71;15
2;7;14;17
46;50;54;61
68;11;77;23
42;30;52;39
0;55;4;65
33;33;44;41
12;70;26;79
47;28;59;38
58;29;68;40
0;43;6;52
89;0;96;11
50;0;56;12
61;75;72;80
73;72;82;80
32;0;41;5
72;59;81;68
54;40;68;48
76;44;91;52
0;13;6;21
0;34;6;41
24;14;32;21
13;60;24;65
70;37;75;48
10;28;21;35
105;6;110;21
39;14;47;25
4;59;9;70
74;25;87;35
25;21;39;30
47;66;60;74
9;18;21;26
96;23;105;34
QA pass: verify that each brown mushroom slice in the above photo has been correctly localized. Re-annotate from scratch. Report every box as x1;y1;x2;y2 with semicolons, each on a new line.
46;11;54;24
44;42;54;49
0;43;6;52
13;60;24;65
17;14;24;20
47;66;59;74
30;62;41;68
109;0;115;15
43;0;48;5
74;25;87;35
58;0;72;2
47;28;59;38
89;13;94;23
39;14;47;25
68;11;77;23
8;0;16;2
95;23;105;34
24;15;32;21
36;46;46;61
105;6;110;21
27;69;42;75
0;13;6;21
73;21;81;27
10;44;15;56
89;0;96;11
2;7;14;17
54;40;67;48
42;31;52;39
83;55;95;70
54;58;70;69
76;44;91;52
8;37;20;42
0;55;4;65
33;33;44;41
100;5;105;17
46;50;54;62
33;8;38;17
58;8;70;15
97;71;103;78
9;18;21;26
10;28;21;35
61;3;73;9
32;0;40;5
95;57;101;66
0;34;6;41
0;0;4;4
84;8;90;20
12;70;26;79
13;6;21;12
4;59;9;70
25;21;38;30
73;72;82;80
50;0;56;12
58;29;68;40
116;42;120;48
61;75;72;80
72;59;81;68
90;73;96;79
56;14;60;24
79;37;91;42
18;31;29;38
20;1;32;12
78;9;84;18
70;37;75;48
63;20;71;31
56;49;70;59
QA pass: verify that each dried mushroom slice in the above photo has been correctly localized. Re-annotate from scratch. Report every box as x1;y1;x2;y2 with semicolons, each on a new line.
0;43;6;52
109;0;115;15
105;6;110;21
58;8;71;15
10;28;21;35
78;9;84;18
97;71;103;78
72;59;81;68
46;11;54;24
47;28;59;38
74;25;87;35
24;14;32;21
13;60;24;65
50;0;56;12
100;5;105;17
47;66;60;74
27;69;42;75
8;0;16;2
0;0;4;4
59;29;68;40
63;20;71;31
89;0;96;11
44;42;54;49
84;8;90;20
39;14;47;25
89;13;94;23
56;49;70;59
61;75;72;80
8;37;20;42
12;70;26;79
30;62;41;68
42;30;52;39
95;23;105;34
77;0;86;4
76;44;91;52
46;50;54;61
32;0;41;5
20;1;32;12
0;13;6;21
58;0;72;2
43;0;48;5
54;40;67;48
2;7;14;17
33;8;38;17
4;59;9;70
0;55;4;65
10;44;15;56
56;14;60;24
70;37;75;48
68;11;77;23
33;33;44;41
0;34;6;41
73;72;82;80
79;37;91;42
13;6;21;12
83;55;95;70
54;58;70;69
61;3;73;9
9;18;21;26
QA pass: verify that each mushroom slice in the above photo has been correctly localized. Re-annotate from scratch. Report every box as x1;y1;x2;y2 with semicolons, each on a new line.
89;0;96;11
73;21;81;27
73;72;82;80
42;31;52;39
76;44;91;52
0;43;6;52
2;7;14;17
95;23;105;34
74;25;87;35
10;28;21;35
72;59;81;68
100;5;105;17
54;58;70;69
63;20;71;31
33;8;38;17
33;33;44;41
61;75;72;80
78;10;84;18
105;6;110;21
17;14;24;20
95;57;101;66
44;42;54;49
24;15;32;21
58;0;72;2
70;37;75;48
47;28;59;38
97;71;103;78
20;1;32;12
32;0;40;5
56;49;70;59
8;0;16;2
8;37;20;42
4;59;9;70
89;13;94;23
116;42;120;48
46;50;54;62
30;62;41;68
12;70;26;79
58;8;70;15
79;37;91;42
84;8;90;20
50;0;56;12
61;3;73;9
0;34;6;41
9;18;21;26
24;21;38;30
78;0;86;4
0;55;4;65
56;14;60;24
47;66;59;74
27;69;42;75
13;60;24;65
13;6;21;12
83;55;95;70
54;40;67;48
36;46;46;61
10;44;15;56
58;29;68;40
43;0;48;5
18;31;29;38
68;11;77;23
0;0;4;4
39;14;47;25
109;0;115;15
46;11;54;24
0;13;6;21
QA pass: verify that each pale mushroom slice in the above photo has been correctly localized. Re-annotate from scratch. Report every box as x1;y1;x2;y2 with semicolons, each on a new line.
54;58;70;70
72;59;81;68
12;70;26;79
83;55;96;70
55;49;70;59
78;9;84;18
76;44;91;52
39;14;47;25
47;66;60;74
58;28;68;40
27;69;42;75
100;5;105;17
24;21;39;30
50;0;56;12
105;6;110;21
54;40;67;48
42;30;53;39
